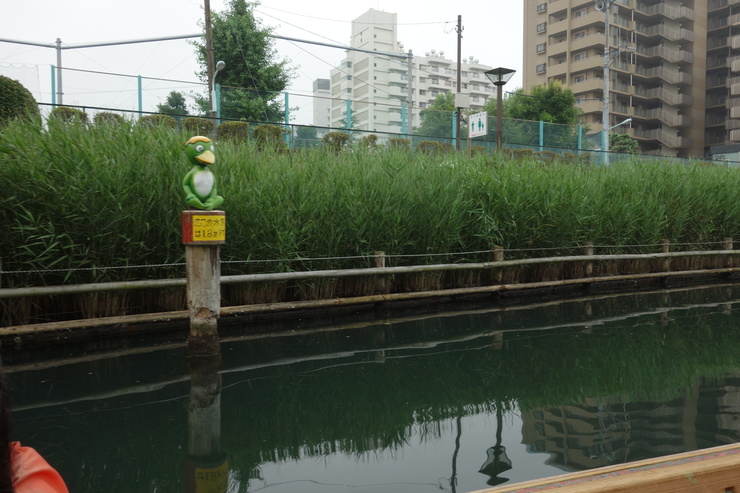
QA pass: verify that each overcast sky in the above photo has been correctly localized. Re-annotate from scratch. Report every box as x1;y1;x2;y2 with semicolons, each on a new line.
0;0;523;124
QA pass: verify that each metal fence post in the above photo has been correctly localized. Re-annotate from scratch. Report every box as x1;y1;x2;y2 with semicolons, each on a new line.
346;99;352;132
51;66;56;107
539;120;544;152
284;92;291;148
137;75;143;119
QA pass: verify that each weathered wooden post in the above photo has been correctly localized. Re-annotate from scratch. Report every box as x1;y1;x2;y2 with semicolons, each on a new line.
724;237;734;268
583;242;594;277
661;239;671;272
181;136;225;358
493;246;504;284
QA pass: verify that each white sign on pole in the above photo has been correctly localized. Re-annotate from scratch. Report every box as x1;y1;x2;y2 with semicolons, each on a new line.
469;111;488;138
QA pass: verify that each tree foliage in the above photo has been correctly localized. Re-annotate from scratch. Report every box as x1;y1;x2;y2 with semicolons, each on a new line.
192;0;294;123
415;92;457;139
0;76;39;127
610;133;639;154
156;91;189;116
500;81;582;125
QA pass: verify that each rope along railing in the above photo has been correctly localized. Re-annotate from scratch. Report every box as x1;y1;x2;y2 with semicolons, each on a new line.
0;240;737;299
0;241;731;278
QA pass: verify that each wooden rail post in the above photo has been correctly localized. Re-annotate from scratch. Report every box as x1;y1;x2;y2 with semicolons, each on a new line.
373;251;387;293
374;251;386;268
724;237;734;268
182;210;225;357
661;239;671;272
493;246;504;283
583;242;594;277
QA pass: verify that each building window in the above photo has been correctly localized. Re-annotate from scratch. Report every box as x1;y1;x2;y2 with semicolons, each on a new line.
537;3;546;12
574;53;585;62
574;75;585;83
431;78;439;85
574;31;585;40
346;88;352;93
574;9;586;18
536;63;546;73
419;89;427;95
420;77;427;83
346;75;352;80
537;23;546;33
536;43;546;53
462;71;469;77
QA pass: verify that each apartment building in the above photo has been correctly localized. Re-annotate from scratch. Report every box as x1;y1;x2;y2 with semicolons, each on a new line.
326;9;495;134
519;377;740;474
312;78;332;136
523;0;712;157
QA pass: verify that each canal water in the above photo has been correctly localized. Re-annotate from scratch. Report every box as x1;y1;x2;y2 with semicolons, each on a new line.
6;284;740;493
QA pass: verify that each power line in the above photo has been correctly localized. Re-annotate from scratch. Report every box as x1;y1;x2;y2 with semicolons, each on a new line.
257;5;451;26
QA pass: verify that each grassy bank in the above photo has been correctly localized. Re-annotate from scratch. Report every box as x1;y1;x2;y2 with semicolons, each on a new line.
2;117;740;290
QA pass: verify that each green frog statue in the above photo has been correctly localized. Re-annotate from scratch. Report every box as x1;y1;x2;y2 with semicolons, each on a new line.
182;136;224;211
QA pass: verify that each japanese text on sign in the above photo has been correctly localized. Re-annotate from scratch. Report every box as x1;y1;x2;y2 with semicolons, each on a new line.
192;215;226;242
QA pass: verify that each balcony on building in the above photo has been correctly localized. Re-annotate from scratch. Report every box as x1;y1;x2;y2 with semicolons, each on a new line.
634;2;695;22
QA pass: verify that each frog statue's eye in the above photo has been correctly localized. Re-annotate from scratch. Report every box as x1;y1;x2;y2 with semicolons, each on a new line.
196;145;204;152
210;145;215;152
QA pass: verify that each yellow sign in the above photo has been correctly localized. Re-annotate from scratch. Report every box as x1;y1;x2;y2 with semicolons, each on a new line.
192;215;226;242
186;459;229;493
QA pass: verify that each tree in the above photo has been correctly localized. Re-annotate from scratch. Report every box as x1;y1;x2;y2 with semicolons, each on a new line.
192;0;294;123
338;113;359;129
0;75;39;127
294;125;318;148
415;93;459;139
610;133;639;154
483;82;584;148
502;81;582;125
156;91;189;116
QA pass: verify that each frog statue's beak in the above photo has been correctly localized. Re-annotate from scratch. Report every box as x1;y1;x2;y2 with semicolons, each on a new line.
196;150;215;165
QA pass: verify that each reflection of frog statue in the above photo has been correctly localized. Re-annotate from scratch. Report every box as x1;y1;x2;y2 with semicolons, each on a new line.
182;136;224;211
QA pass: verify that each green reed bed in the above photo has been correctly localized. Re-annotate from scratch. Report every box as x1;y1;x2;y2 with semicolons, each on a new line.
2;118;740;289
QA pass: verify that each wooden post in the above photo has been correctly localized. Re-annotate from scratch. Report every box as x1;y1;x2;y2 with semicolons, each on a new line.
374;251;386;268
182;210;225;357
724;237;733;268
661;239;671;272
493;246;504;283
583;242;594;277
373;251;387;294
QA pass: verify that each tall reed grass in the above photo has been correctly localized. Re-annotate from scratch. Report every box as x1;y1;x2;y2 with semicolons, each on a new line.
2;117;740;289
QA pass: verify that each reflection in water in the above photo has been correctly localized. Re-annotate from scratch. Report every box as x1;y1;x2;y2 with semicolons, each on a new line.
185;353;228;493
6;286;740;492
478;407;512;486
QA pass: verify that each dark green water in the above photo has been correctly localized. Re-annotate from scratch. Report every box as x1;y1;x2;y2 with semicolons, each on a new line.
6;285;740;493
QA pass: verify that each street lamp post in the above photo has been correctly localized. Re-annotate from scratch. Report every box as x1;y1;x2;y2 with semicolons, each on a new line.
604;117;632;163
598;0;613;165
485;67;516;151
210;60;225;121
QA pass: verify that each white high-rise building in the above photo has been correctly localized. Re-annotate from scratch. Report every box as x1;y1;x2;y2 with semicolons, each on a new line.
329;9;496;135
312;78;331;132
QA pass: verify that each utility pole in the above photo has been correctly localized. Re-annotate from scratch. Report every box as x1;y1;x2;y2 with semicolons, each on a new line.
204;0;216;119
455;15;463;151
599;0;611;165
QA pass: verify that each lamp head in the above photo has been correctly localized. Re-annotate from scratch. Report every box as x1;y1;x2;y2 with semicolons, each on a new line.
485;67;516;86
